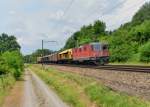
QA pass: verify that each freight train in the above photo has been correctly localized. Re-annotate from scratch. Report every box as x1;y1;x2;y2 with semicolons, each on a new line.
37;42;109;65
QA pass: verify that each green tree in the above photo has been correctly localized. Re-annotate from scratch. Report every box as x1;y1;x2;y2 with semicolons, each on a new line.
93;20;106;35
0;33;21;53
0;33;23;79
130;20;150;44
109;30;135;62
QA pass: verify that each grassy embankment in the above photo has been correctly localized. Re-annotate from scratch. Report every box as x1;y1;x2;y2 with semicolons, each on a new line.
30;65;150;107
0;75;15;106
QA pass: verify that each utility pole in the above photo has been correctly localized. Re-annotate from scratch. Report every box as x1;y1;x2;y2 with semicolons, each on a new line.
42;40;44;66
76;39;79;47
41;40;57;68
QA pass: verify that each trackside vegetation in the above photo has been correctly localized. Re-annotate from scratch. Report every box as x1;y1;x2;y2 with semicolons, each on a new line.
0;33;24;106
0;75;15;105
30;65;150;107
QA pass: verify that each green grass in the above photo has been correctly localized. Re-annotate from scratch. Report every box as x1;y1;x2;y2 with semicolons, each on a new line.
30;65;150;107
85;83;149;107
0;74;15;106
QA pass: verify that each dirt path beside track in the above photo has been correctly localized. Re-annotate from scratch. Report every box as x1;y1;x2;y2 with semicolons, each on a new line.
23;69;68;107
3;69;68;107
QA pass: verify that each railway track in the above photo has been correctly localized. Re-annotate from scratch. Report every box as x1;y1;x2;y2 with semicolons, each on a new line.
47;64;150;73
91;65;150;73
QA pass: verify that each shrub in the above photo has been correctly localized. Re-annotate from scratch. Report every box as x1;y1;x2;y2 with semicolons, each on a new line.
139;42;150;63
0;51;24;79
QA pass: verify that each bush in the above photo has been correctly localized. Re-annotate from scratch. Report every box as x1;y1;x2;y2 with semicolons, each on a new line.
139;42;150;63
108;30;136;62
0;57;10;75
0;51;24;79
128;53;140;62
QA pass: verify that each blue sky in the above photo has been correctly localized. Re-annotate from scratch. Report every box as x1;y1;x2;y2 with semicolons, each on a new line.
0;0;149;55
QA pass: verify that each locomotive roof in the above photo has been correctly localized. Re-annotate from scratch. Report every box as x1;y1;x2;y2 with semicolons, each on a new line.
90;42;108;45
73;42;108;49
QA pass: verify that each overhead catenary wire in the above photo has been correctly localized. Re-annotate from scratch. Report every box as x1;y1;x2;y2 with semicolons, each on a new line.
107;0;145;29
85;0;126;22
53;0;75;29
63;0;75;17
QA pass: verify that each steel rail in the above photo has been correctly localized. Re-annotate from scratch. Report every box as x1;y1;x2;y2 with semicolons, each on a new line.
47;63;150;73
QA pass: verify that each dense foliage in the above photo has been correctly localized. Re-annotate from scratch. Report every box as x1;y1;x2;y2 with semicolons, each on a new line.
24;49;53;63
64;2;150;63
139;42;150;63
1;51;24;79
0;33;23;79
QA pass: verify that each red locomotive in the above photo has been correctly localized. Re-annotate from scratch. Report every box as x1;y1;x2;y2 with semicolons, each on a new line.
72;42;109;65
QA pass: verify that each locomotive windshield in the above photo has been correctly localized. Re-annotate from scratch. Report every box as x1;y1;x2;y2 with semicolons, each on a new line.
92;43;108;51
92;43;101;51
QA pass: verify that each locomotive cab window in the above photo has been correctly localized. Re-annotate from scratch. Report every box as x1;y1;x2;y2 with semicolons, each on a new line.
92;44;101;51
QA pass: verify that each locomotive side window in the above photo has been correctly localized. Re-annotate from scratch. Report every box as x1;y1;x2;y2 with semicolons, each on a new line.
79;48;82;52
91;45;94;51
84;47;86;51
75;49;77;53
102;45;108;50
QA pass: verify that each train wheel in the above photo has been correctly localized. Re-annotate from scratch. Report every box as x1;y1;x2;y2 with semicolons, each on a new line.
100;59;104;65
94;59;104;66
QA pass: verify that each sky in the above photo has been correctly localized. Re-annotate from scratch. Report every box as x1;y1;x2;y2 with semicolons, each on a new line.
0;0;150;55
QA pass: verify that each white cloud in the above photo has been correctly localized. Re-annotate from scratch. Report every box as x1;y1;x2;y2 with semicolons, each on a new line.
9;10;16;15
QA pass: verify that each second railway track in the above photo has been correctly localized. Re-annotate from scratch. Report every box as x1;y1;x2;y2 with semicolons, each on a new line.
47;64;150;73
91;65;150;73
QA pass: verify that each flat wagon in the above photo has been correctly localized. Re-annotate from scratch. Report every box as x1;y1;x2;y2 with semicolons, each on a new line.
58;49;73;63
